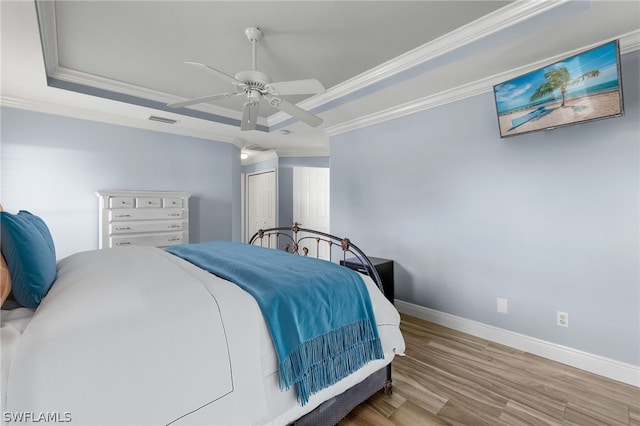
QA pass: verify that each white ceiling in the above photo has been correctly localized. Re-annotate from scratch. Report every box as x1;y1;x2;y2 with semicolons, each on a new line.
2;1;639;159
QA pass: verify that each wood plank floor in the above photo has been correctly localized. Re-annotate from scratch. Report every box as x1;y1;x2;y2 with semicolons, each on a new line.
339;314;640;425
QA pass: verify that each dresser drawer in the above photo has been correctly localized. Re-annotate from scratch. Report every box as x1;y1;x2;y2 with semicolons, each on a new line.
110;220;184;234
110;208;184;221
110;232;185;248
136;197;162;208
163;198;183;208
109;197;135;209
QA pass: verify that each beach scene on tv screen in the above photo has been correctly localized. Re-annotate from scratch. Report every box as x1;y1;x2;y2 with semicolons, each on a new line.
494;41;623;137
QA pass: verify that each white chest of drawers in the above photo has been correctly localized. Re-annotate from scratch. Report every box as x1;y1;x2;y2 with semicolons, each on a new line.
96;190;191;249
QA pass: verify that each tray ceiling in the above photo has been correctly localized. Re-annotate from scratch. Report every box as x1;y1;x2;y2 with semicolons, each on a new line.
2;1;639;156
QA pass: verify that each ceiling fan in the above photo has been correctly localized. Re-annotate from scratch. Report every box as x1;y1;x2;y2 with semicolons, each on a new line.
167;27;325;131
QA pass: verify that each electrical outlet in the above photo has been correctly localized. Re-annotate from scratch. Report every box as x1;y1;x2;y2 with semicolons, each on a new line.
557;311;569;327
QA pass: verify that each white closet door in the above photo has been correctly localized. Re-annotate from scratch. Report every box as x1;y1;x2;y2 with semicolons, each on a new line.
293;167;330;259
247;170;276;244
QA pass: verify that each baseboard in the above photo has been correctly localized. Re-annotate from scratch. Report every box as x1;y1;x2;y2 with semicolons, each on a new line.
395;299;640;388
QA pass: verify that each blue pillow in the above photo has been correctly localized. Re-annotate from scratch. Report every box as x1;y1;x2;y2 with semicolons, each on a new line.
0;210;56;308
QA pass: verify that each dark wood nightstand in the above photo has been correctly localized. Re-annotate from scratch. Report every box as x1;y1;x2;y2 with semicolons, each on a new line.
341;257;394;305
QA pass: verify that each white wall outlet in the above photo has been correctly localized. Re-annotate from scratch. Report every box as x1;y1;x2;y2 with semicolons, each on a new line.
557;311;569;327
497;298;508;314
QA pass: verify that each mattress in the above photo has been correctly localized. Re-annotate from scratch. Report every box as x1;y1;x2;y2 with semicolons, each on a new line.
0;245;404;425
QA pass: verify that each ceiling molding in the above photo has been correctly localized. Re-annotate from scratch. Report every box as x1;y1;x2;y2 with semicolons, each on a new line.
620;30;640;54
0;94;238;144
276;148;330;158
35;1;59;76
269;0;570;126
325;78;492;137
46;66;271;127
241;150;278;166
50;67;189;106
326;30;640;137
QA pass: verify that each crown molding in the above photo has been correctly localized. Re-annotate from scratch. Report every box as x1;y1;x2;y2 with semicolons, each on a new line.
49;67;184;106
276;147;330;158
46;66;273;126
0;94;238;145
35;0;59;76
269;0;570;126
241;150;279;166
327;30;640;137
240;147;329;165
325;79;490;136
619;29;640;54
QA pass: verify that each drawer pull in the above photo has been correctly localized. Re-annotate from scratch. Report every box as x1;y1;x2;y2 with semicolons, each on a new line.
168;237;181;242
168;213;181;217
168;225;181;229
115;214;131;218
115;227;131;231
115;242;131;246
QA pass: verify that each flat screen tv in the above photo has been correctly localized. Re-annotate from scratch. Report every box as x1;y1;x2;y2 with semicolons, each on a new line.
493;40;624;138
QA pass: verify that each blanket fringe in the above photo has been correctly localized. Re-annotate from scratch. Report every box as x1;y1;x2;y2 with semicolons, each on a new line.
280;318;384;405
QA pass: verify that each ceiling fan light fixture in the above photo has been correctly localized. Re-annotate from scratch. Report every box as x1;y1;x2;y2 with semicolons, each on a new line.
167;26;325;131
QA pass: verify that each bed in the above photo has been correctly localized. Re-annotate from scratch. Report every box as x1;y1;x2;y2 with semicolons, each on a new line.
0;211;404;426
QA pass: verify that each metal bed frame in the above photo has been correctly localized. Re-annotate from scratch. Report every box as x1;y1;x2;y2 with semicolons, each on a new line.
249;225;384;294
249;225;393;426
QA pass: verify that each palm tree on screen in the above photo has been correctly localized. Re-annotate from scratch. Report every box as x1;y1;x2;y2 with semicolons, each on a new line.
530;66;600;106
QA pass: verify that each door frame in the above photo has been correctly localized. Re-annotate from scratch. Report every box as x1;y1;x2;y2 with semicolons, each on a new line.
243;168;277;243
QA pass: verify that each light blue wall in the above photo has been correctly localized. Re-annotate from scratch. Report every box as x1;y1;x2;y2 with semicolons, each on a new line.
1;107;241;259
330;51;639;365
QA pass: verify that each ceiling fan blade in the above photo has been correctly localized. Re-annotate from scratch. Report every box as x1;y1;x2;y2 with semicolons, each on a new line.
267;79;325;96
167;92;241;109
185;62;246;87
241;101;259;131
265;96;323;127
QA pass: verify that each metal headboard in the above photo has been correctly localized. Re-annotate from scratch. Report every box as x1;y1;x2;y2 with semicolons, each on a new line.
249;225;384;296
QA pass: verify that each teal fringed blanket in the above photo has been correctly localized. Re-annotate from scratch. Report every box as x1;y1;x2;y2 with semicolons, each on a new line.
166;240;384;405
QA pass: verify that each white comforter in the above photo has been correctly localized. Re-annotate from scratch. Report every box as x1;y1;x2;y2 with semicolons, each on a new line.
1;246;404;425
